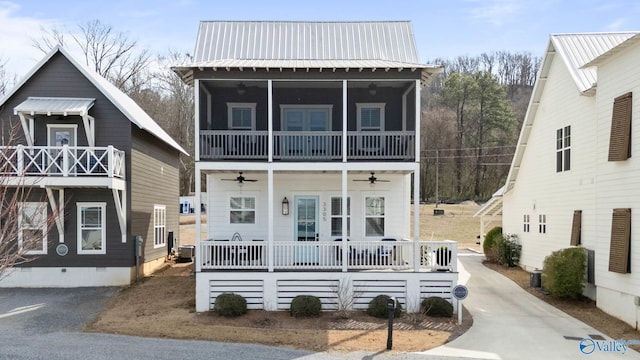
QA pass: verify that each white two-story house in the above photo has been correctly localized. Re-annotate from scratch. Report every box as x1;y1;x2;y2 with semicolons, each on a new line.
173;21;457;312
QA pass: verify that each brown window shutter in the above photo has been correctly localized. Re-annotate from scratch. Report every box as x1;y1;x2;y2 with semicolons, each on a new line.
608;92;632;161
608;208;631;274
570;210;582;246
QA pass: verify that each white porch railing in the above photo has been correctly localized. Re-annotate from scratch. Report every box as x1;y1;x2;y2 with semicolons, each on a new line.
0;145;125;178
200;239;457;272
198;130;415;161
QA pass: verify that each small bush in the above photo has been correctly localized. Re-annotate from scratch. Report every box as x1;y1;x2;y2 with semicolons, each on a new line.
483;226;502;262
496;233;522;267
290;295;322;318
367;295;402;319
214;293;247;317
542;247;586;299
421;297;453;317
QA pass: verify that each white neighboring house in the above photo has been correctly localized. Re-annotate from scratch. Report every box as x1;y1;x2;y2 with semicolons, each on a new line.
498;31;640;326
173;21;459;313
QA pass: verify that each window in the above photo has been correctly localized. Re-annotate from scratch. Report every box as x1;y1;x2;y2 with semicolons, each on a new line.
357;103;386;132
570;210;582;246
365;196;385;237
523;214;530;233
608;92;632;161
230;197;255;224
18;202;47;255
227;103;256;130
331;196;351;236
154;205;166;248
77;203;106;255
538;214;546;234
556;126;571;172
608;208;631;274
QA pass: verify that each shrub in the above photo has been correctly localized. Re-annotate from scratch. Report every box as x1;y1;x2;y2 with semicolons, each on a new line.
421;297;453;317
214;293;247;317
290;295;322;318
483;226;502;262
542;247;586;299
367;295;402;318
496;233;521;267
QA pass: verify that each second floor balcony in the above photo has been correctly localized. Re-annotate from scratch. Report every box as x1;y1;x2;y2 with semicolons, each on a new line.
200;130;415;161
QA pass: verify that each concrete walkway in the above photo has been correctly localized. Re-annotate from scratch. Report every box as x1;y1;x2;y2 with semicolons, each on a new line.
418;252;640;359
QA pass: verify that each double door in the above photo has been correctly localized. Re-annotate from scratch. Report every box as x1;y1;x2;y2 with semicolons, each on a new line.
282;107;330;158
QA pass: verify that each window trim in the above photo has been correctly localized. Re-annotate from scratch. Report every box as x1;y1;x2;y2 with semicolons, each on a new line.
18;202;47;255
538;214;547;234
279;104;333;131
356;103;386;132
229;196;256;225
153;205;166;249
227;102;256;130
364;195;385;237
608;92;632;161
523;214;530;233
47;124;78;147
556;125;571;172
330;196;351;237
608;208;631;274
77;202;106;255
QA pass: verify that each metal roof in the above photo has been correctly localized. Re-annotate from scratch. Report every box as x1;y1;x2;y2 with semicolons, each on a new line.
583;32;640;67
0;47;188;155
194;21;421;63
14;97;95;116
189;58;428;70
551;32;637;93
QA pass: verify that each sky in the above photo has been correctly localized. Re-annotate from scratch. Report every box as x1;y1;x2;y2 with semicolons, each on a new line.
2;0;640;78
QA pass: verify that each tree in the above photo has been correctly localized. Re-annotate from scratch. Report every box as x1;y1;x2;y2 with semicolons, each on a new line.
0;124;60;280
33;19;151;94
0;57;17;97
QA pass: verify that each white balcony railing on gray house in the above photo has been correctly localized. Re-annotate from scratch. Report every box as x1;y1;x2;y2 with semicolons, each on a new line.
200;240;457;272
200;130;415;161
0;145;125;178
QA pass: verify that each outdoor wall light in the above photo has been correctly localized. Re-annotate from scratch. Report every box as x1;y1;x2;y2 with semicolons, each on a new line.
368;83;377;96
237;82;247;95
282;197;289;215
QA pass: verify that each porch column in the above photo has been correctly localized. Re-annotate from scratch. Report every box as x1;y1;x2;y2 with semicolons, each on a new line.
342;80;347;163
413;169;420;272
414;79;420;162
195;79;200;162
341;169;348;272
195;165;202;273
268;169;274;272
268;80;273;163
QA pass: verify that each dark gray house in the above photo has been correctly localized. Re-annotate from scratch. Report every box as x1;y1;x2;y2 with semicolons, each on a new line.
0;46;187;287
173;21;457;313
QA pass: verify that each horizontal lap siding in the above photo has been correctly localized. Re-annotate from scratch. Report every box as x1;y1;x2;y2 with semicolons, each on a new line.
420;279;453;303
277;279;339;310
353;279;406;309
131;127;180;263
210;279;264;309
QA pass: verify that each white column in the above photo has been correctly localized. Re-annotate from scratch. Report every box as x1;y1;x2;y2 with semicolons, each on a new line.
413;168;421;272
268;80;273;163
195;79;201;162
342;169;348;272
414;79;421;163
342;80;348;163
268;169;274;272
195;164;202;273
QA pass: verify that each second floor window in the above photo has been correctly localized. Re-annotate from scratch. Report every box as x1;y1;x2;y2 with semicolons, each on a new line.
556;126;571;172
523;214;530;233
539;214;547;234
357;103;385;132
227;103;256;130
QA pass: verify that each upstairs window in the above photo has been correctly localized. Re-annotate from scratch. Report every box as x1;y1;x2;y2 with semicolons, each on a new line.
227;103;256;130
523;214;530;233
357;103;385;132
538;214;547;234
608;92;632;161
556;126;571;172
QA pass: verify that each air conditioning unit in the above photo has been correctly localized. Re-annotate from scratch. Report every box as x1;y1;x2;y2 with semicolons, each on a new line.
177;245;195;262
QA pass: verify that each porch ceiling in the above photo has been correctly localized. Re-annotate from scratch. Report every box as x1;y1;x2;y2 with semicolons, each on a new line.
201;169;413;175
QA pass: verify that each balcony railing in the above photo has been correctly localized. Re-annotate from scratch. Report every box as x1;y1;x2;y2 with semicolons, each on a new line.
0;145;125;178
200;130;415;161
200;240;457;272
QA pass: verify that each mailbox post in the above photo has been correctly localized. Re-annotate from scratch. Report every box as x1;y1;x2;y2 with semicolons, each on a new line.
386;297;396;350
452;285;468;325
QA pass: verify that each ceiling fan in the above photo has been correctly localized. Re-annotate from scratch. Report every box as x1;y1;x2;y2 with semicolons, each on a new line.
221;172;258;184
353;172;390;184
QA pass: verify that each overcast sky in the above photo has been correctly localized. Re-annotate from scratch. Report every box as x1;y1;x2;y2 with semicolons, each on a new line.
2;0;640;77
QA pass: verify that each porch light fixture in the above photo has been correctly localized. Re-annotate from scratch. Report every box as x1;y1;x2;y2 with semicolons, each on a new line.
237;82;247;95
282;197;289;215
368;83;377;96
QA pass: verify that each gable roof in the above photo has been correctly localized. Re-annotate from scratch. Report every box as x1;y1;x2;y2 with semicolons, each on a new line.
504;32;637;192
0;46;188;155
174;21;442;84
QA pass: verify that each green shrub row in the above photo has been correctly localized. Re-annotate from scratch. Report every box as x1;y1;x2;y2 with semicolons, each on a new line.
483;226;521;267
542;247;586;299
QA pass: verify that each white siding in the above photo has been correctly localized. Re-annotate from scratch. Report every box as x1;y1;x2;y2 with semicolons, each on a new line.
503;53;597;270
206;172;411;242
593;42;640;324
